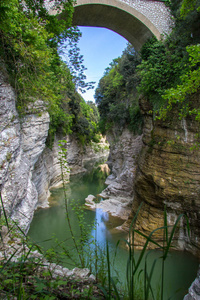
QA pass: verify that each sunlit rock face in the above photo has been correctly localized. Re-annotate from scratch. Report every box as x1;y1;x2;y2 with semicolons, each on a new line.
32;136;64;209
100;126;143;219
0;69;50;231
125;94;200;256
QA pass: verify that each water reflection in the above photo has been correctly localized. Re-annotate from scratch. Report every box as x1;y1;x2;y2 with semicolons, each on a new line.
28;159;199;300
91;208;199;300
93;209;111;244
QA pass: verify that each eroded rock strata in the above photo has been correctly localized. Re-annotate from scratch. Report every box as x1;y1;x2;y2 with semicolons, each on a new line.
0;69;50;230
124;95;200;256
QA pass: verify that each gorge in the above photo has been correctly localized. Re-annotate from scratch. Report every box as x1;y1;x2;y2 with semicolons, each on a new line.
0;64;200;298
0;0;200;298
0;68;109;231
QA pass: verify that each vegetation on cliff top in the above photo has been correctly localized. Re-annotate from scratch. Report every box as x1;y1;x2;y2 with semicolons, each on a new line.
94;44;143;135
0;0;98;146
138;0;200;119
95;0;200;134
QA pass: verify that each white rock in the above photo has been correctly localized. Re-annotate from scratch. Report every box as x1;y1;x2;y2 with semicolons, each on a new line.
85;194;96;206
0;70;50;232
97;126;143;220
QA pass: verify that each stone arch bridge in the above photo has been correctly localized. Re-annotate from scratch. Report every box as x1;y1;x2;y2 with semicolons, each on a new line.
49;0;172;50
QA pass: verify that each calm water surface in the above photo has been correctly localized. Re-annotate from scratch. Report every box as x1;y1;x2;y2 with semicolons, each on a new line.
28;160;199;300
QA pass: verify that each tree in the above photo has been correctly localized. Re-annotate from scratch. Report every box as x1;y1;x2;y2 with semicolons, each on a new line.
136;0;200;116
158;0;200;120
95;44;143;134
0;0;100;146
180;0;200;18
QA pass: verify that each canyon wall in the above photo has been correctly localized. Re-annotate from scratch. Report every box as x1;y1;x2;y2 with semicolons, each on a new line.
0;69;108;232
0;69;50;231
98;126;143;220
124;95;200;256
33;134;109;209
100;94;200;257
1;64;200;256
100;96;200;297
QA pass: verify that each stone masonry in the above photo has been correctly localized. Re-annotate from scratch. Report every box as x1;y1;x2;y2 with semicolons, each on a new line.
47;0;172;50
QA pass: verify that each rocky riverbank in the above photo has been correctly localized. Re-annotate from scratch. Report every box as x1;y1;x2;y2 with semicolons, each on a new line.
85;126;143;221
0;224;107;299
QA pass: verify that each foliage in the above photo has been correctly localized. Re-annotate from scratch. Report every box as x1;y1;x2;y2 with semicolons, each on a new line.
95;0;200;134
128;105;144;135
0;0;74;102
0;179;195;300
0;0;98;146
62;41;96;93
156;0;200;121
159;44;200;120
137;0;200;118
0;192;104;299
137;38;188;111
68;94;100;145
87;101;100;124
95;44;143;135
180;0;200;18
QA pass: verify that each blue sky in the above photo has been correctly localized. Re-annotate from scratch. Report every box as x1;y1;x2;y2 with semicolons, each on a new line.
77;26;128;102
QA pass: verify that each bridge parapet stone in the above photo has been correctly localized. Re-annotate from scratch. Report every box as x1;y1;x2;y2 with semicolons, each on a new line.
47;0;173;49
120;0;172;35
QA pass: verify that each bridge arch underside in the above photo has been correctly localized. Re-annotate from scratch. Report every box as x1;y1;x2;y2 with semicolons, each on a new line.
71;1;159;51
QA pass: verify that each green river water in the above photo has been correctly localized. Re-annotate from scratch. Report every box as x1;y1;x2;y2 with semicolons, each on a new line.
28;159;199;300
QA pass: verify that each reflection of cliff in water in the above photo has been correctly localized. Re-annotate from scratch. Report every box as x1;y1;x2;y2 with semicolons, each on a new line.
28;156;199;300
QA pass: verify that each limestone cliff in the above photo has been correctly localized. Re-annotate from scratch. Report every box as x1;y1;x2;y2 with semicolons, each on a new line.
0;69;108;232
0;70;50;230
99;126;143;220
124;95;200;256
